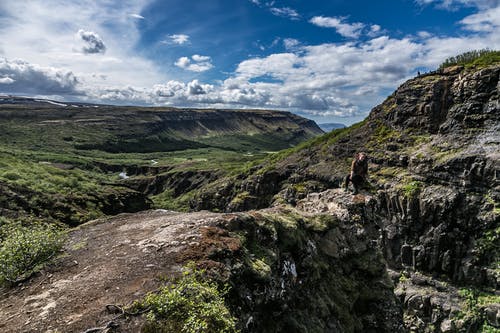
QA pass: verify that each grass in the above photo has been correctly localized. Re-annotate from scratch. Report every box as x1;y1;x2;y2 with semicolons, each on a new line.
259;119;368;173
401;180;423;199
369;122;401;146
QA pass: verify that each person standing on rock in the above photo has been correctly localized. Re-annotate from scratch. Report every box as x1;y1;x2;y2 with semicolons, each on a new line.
344;152;368;194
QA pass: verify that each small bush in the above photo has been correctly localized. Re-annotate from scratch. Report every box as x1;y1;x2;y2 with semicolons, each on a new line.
133;263;238;333
401;181;423;198
439;49;500;69
0;222;65;285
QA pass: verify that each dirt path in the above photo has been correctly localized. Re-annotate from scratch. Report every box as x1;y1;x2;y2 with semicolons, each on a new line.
0;209;226;333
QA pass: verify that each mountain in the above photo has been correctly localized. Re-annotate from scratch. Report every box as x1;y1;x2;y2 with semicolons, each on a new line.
0;96;323;153
318;122;346;132
0;57;498;332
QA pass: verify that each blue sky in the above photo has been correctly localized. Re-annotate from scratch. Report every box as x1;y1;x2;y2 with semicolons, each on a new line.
0;0;499;125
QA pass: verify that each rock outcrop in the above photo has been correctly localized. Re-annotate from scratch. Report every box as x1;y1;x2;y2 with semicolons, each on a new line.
190;63;499;331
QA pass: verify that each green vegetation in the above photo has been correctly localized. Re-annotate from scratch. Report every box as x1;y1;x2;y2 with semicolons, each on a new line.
398;272;409;284
0;103;300;226
151;189;194;212
475;224;499;273
0;220;65;285
439;49;500;69
401;180;423;199
132;263;238;333
370;122;401;146
260;119;367;173
456;287;500;330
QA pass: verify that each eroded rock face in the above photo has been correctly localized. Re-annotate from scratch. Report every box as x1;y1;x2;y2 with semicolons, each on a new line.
182;191;404;333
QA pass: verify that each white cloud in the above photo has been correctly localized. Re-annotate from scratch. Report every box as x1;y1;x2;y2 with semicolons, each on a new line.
418;31;433;38
310;16;365;38
0;77;14;84
192;54;210;62
0;58;81;95
175;55;213;72
269;7;300;20
460;6;500;31
283;38;300;50
129;13;145;19
367;24;384;37
77;29;106;54
370;24;381;33
162;34;190;45
415;0;498;10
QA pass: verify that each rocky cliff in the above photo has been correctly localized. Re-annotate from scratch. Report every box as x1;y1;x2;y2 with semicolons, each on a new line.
190;63;499;331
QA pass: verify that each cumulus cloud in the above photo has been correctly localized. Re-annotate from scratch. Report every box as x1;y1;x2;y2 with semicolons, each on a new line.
310;16;365;38
0;58;80;95
460;6;500;31
269;7;301;20
175;55;213;72
187;80;210;95
367;24;385;37
162;34;190;45
77;29;106;54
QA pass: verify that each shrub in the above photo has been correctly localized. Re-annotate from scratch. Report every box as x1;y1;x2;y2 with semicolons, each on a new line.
133;263;238;333
401;181;423;198
439;49;500;69
0;222;66;285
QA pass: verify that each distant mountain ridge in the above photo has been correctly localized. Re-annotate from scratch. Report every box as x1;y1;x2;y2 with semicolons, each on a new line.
0;96;323;153
317;122;346;132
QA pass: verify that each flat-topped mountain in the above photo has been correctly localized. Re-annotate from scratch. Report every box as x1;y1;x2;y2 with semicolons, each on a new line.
0;96;323;153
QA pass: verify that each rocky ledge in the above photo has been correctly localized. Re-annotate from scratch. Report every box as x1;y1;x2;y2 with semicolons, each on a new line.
0;189;404;333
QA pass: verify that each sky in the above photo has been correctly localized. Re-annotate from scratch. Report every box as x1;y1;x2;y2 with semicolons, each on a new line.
0;0;499;125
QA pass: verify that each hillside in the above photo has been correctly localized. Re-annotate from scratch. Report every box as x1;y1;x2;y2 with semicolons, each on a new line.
188;62;499;330
0;98;322;225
